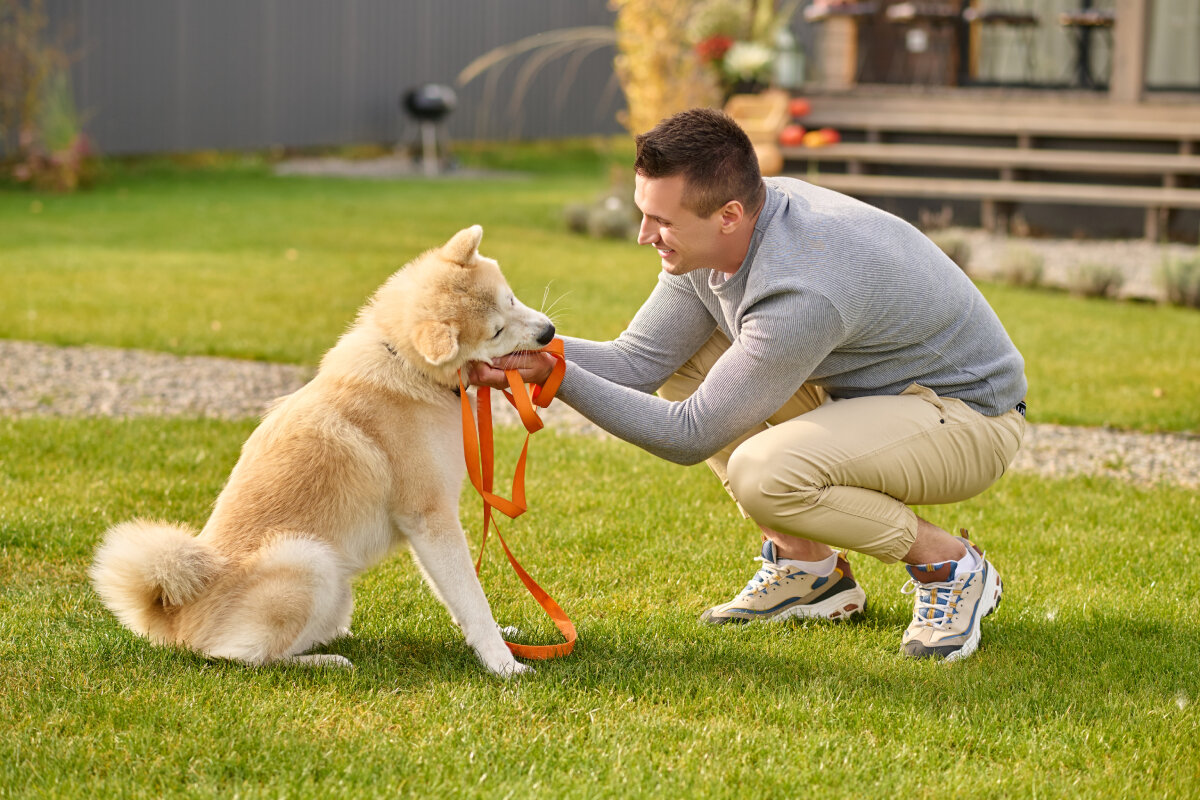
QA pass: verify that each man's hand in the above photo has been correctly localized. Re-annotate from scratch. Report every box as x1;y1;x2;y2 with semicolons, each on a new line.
467;351;557;390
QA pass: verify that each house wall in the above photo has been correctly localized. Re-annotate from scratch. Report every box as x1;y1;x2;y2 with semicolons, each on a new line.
46;0;625;156
824;0;1199;92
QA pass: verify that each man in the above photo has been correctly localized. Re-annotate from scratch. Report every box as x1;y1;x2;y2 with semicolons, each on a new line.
471;108;1026;661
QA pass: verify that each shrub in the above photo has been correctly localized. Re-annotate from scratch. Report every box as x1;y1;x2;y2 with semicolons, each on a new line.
586;201;636;239
999;246;1045;289
1158;254;1200;309
565;193;639;240
0;0;92;191
918;204;954;232
612;0;721;135
1069;261;1125;300
564;202;590;235
930;232;971;274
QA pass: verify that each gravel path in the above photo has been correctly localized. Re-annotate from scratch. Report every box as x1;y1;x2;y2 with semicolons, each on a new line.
949;228;1197;302
3;339;1196;490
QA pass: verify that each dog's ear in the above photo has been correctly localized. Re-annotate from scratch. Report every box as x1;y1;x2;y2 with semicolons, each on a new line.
413;320;460;366
441;225;483;266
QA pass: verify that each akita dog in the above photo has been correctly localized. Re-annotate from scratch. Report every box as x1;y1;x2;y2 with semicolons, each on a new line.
91;225;554;676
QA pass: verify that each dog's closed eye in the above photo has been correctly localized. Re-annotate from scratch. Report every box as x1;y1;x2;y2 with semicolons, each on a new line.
492;327;505;339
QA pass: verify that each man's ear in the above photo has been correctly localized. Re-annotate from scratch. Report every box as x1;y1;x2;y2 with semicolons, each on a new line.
441;225;483;266
413;320;460;365
718;200;745;233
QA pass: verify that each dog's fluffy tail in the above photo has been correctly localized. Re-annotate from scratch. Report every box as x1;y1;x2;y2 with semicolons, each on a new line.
90;519;227;642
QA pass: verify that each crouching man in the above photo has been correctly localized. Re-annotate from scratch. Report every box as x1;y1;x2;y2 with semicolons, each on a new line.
472;108;1027;661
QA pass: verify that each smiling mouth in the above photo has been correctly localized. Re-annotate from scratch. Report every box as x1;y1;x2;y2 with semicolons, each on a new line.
655;246;674;258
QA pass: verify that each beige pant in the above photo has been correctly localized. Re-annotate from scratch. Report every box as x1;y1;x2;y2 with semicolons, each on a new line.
659;331;1026;563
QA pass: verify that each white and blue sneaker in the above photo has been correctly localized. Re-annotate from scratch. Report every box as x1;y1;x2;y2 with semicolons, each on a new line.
900;534;1002;661
700;541;867;625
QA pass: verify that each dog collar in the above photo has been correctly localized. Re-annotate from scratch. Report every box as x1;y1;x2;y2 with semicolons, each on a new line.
381;339;460;397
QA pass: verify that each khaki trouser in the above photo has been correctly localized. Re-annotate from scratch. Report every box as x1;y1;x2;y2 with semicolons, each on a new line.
658;331;1026;563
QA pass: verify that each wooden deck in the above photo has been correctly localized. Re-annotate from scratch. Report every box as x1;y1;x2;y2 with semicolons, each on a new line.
780;88;1200;240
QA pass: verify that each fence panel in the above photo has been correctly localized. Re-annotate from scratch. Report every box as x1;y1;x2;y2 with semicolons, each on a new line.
45;0;626;156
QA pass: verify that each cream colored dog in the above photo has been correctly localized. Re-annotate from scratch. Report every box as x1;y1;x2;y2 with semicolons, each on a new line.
90;226;554;676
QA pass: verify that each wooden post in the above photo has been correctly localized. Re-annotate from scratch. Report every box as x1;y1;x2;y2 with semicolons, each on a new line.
965;0;981;82
981;199;996;232
1144;206;1160;242
1110;0;1149;103
820;17;860;88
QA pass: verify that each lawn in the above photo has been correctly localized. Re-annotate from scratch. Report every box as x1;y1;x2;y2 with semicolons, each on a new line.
1;149;1199;797
1;418;1197;798
0;149;656;362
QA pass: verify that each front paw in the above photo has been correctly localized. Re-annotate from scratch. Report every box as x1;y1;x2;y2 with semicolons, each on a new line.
489;659;534;678
471;628;532;677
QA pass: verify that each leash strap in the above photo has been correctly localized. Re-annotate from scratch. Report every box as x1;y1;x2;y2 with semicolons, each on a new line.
458;338;575;660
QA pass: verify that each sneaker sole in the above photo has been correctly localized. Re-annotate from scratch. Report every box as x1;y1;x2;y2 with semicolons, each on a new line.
767;585;868;624
942;563;1003;664
700;584;868;626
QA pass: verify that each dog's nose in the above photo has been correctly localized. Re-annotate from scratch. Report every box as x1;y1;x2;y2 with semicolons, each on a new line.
536;323;556;346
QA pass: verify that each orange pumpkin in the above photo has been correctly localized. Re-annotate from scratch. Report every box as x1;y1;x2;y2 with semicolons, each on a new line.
788;97;812;118
802;128;841;147
779;124;807;147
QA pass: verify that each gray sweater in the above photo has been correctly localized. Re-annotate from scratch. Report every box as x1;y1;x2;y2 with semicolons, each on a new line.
557;177;1027;465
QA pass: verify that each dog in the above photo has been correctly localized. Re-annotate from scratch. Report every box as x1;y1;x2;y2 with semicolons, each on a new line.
90;225;554;676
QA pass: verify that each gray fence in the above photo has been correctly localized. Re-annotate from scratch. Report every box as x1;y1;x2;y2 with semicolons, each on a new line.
47;0;626;156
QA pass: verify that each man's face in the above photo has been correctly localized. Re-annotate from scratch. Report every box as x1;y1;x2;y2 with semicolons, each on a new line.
633;173;726;276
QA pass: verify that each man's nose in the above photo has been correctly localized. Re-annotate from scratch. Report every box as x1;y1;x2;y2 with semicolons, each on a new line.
636;216;657;246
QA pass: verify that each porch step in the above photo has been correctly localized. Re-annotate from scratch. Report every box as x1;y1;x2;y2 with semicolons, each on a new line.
799;97;1200;143
780;92;1200;239
788;172;1200;240
797;173;1200;208
782;142;1200;177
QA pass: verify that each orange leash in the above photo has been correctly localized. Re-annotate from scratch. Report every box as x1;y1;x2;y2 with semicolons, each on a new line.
458;338;575;660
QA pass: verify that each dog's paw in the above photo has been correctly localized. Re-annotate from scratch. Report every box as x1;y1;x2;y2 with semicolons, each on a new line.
492;660;534;678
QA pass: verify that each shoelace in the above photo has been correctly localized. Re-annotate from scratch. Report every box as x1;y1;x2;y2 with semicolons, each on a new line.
738;556;792;598
900;575;965;630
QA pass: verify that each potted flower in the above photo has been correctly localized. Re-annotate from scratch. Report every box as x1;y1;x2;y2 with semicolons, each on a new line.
688;0;803;98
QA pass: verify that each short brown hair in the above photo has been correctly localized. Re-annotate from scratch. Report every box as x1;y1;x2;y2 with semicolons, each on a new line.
634;108;765;218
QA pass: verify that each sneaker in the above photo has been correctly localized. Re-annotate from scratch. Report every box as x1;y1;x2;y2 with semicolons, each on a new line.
699;541;867;625
900;534;1002;662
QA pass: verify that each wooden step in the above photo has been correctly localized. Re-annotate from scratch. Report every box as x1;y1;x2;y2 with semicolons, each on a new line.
782;143;1200;175
788;172;1200;239
798;109;1200;142
793;172;1200;208
801;91;1200;125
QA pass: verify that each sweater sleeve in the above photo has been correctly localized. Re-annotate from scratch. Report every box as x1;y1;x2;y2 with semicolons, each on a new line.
556;291;847;465
559;271;717;393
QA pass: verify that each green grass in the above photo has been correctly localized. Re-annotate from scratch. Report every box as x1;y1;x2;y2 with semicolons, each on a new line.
1;153;1197;431
983;284;1200;432
0;155;653;362
1;150;1199;796
2;417;1198;798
